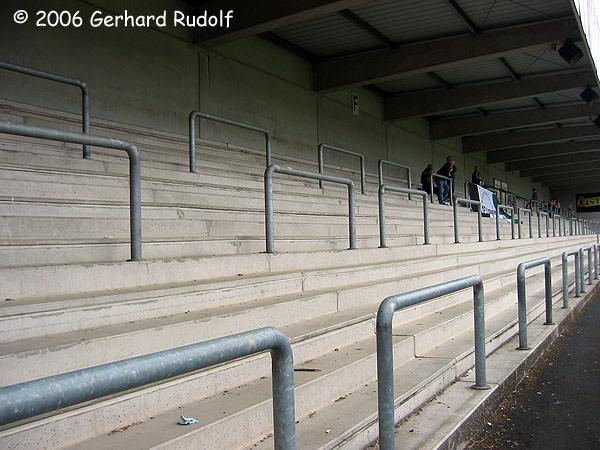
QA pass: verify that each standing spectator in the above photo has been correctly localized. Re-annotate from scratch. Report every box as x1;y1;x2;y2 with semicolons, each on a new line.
471;166;483;186
435;156;454;205
527;188;538;210
421;164;433;197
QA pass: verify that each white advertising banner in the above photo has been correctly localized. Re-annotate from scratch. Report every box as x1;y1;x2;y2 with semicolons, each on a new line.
477;185;496;216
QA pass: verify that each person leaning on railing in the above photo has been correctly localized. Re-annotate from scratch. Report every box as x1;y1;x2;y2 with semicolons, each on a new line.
435;156;455;205
421;164;433;198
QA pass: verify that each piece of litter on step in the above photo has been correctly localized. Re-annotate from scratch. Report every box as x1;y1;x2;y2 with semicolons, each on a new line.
177;415;199;425
325;429;331;434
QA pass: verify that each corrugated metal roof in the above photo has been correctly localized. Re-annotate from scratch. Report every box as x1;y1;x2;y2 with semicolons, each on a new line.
502;42;588;75
457;0;572;29
536;88;586;105
483;97;539;111
435;59;508;85
272;14;383;57
350;0;468;44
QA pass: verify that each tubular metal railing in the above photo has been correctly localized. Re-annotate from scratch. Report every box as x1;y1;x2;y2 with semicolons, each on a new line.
376;275;488;450
430;173;453;204
538;211;549;238
0;121;142;260
582;246;594;288
318;143;365;194
555;214;562;236
0;327;296;449
515;258;553;350
188;111;271;173
264;164;356;253
595;244;600;281
378;185;429;247
0;61;90;158
378;159;411;199
496;204;515;240
562;250;582;308
579;248;587;293
517;208;532;239
453;197;482;243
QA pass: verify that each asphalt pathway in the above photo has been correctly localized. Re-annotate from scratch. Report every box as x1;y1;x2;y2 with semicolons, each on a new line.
467;294;600;450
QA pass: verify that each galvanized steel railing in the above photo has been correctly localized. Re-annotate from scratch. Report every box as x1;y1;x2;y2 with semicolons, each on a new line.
0;121;142;261
378;185;429;247
453;197;482;243
378;159;411;198
495;204;515;240
517;208;532;239
538;211;549;238
0;327;296;449
430;173;453;204
189;111;272;173
582;246;594;289
318;143;365;194
264;164;356;253
562;250;582;308
376;275;488;450
515;258;553;350
0;61;90;159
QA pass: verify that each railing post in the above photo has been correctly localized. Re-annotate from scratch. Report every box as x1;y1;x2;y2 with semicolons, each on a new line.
453;199;460;243
517;208;522;239
579;248;586;293
379;185;429;247
496;204;501;241
318;143;365;194
376;276;488;450
537;211;542;238
265;165;275;253
348;184;357;250
516;258;553;350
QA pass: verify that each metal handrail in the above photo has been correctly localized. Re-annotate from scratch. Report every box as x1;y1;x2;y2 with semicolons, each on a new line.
517;208;532;239
0;326;296;449
188;111;271;173
453;197;482;243
555;214;562;236
264;164;356;253
430;173;453;204
0;61;90;158
495;204;515;240
579;248;587;293
538;211;549;238
378;159;411;199
376;275;488;450
318;143;365;194
0;121;141;260
582;246;594;288
562;250;582;308
378;185;429;247
595;244;600;281
516;258;553;350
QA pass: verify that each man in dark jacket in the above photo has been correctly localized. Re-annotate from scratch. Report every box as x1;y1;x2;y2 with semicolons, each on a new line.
435;156;454;204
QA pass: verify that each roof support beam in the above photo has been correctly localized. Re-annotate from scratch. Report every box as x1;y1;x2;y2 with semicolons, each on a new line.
194;0;372;47
462;125;600;152
385;70;594;120
431;103;600;139
506;151;600;171
314;18;578;92
521;161;600;177
544;174;600;187
488;140;600;163
548;177;600;190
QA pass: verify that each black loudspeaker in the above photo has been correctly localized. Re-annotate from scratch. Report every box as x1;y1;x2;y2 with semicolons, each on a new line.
593;116;600;128
558;38;583;65
581;86;599;103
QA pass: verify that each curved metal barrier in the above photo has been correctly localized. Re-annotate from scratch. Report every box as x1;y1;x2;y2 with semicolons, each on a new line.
495;204;515;240
582;246;594;289
517;208;532;239
0;121;142;260
318;143;365;194
376;275;488;450
0;61;90;158
378;185;429;247
515;258;553;350
453;197;482;243
0;326;295;449
378;159;411;198
189;111;272;173
264;164;356;253
562;250;582;308
538;211;549;238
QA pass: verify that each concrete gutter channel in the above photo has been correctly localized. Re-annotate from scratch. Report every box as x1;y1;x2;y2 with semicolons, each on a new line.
389;274;600;450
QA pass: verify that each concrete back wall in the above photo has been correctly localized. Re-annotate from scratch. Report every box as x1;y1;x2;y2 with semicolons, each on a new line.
0;0;549;199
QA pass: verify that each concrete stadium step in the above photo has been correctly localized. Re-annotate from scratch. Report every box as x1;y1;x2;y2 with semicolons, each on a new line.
0;238;585;388
2;256;576;450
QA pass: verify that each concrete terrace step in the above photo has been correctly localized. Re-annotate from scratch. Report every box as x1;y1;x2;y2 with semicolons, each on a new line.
2;256;578;450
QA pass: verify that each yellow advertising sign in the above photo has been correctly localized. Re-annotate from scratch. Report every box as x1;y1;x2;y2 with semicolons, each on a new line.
576;193;600;212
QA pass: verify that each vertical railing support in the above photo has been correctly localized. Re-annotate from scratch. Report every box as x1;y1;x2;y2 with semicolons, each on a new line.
582;246;594;287
454;198;482;243
265;164;356;253
189;111;272;173
496;204;514;240
318;143;365;194
517;208;532;239
378;160;412;200
516;258;553;350
378;185;429;247
376;275;488;450
430;173;454;205
562;250;581;308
